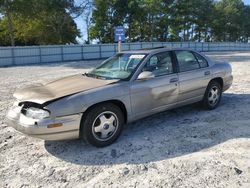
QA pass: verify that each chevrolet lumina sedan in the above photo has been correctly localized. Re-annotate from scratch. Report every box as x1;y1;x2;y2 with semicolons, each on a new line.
6;48;233;147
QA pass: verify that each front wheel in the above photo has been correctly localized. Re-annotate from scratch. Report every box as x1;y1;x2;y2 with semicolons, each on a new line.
202;81;222;110
80;103;124;147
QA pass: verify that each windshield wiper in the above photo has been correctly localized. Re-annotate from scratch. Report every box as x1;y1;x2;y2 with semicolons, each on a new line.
84;73;109;80
84;73;94;77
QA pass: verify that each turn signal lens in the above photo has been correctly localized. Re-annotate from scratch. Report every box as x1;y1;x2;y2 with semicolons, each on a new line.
47;123;63;128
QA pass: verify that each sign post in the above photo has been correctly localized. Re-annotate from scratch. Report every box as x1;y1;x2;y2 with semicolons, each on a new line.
115;26;125;53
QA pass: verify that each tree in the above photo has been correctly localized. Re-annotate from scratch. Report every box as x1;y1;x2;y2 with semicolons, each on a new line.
241;5;250;42
192;0;214;42
89;0;111;43
2;0;250;45
0;0;82;46
0;0;18;46
211;0;245;41
82;1;93;44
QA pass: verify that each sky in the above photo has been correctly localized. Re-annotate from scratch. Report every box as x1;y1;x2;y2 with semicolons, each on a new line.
245;0;250;4
75;16;88;43
75;0;250;43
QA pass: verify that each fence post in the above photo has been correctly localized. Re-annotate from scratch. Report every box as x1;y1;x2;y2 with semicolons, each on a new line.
81;45;84;60
60;46;64;61
11;47;15;65
38;46;42;63
99;44;102;58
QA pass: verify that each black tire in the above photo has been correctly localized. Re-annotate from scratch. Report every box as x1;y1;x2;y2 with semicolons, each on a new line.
202;81;222;110
80;103;124;147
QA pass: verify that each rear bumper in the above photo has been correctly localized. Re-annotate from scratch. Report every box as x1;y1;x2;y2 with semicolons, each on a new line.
5;106;81;140
223;75;233;92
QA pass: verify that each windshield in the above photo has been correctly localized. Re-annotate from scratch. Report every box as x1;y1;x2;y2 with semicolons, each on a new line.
87;53;147;80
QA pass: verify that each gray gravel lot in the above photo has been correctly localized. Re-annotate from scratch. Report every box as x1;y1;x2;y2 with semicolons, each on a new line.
0;52;250;188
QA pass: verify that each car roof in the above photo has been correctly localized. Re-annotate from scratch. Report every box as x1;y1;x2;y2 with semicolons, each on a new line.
122;47;198;54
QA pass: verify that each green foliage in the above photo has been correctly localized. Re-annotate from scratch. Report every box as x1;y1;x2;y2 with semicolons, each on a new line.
241;5;250;42
212;0;244;41
90;0;250;43
0;0;80;46
1;0;250;45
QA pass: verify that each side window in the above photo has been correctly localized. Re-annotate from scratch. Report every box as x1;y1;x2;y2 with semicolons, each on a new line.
175;51;200;72
193;52;208;68
143;52;173;77
149;56;158;66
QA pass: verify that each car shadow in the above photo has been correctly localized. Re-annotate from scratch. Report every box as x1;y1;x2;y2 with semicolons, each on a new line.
44;93;250;165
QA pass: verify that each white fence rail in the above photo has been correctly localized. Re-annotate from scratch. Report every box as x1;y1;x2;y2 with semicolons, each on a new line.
1;42;250;66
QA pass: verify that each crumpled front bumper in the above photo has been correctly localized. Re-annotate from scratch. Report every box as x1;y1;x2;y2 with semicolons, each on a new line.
5;105;81;140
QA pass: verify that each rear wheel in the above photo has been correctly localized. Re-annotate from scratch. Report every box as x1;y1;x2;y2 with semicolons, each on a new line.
80;103;124;147
203;81;222;110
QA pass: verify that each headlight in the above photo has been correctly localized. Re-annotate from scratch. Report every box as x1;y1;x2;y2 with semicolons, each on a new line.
25;107;50;120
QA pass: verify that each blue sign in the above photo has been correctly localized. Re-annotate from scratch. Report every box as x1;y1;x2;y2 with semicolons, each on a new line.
114;26;125;42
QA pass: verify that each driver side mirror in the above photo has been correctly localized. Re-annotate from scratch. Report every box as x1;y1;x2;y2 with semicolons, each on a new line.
137;71;155;80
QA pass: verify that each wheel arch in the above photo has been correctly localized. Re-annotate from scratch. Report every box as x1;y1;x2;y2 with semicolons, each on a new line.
209;77;223;89
81;100;128;124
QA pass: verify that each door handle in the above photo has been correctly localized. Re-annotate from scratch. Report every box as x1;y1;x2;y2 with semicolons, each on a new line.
170;78;178;83
204;71;211;76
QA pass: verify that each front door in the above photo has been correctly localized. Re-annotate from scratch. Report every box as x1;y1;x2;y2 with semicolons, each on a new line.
130;51;179;118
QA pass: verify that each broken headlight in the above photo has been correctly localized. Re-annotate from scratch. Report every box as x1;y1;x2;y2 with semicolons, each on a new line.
25;107;50;120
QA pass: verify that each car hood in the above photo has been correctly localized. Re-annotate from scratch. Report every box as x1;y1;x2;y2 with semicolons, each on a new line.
13;74;118;104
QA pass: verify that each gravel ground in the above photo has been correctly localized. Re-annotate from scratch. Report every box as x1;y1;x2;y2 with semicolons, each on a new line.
0;52;250;188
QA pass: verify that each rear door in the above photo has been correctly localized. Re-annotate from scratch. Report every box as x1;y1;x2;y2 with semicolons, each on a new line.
174;50;211;105
130;51;179;118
